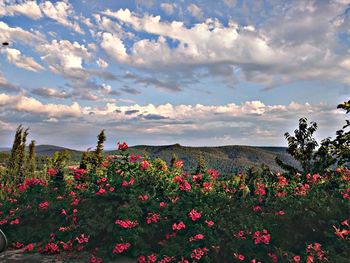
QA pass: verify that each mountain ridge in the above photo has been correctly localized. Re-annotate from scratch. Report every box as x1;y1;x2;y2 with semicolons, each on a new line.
0;144;297;173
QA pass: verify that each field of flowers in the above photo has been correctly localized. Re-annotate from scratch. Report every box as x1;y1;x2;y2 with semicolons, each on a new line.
0;142;349;262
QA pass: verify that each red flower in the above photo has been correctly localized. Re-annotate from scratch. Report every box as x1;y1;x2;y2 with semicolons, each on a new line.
275;210;285;216
159;202;167;208
24;243;34;251
140;160;150;170
96;188;106;195
172;221;186;231
293;255;301;262
189;234;204;242
146;213;160;224
13;242;24;249
190;247;208;260
112;242;130;254
174;160;183;168
138;194;149;202
205;220;214;227
207;169;219;180
117;142;128;150
10;218;19;225
115;219;139;228
39;201;49;210
188;209;202;221
129;153;141;162
234;253;245;261
47;168;58;176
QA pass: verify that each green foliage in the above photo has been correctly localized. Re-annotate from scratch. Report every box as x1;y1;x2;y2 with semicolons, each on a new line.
27;140;36;178
195;154;208;174
332;100;350;166
93;130;106;168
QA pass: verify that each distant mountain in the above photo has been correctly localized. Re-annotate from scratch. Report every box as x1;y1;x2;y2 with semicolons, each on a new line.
108;144;299;173
0;144;298;174
0;147;10;152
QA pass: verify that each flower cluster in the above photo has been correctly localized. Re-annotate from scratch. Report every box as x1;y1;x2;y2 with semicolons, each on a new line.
112;242;131;254
188;209;202;221
115;219;139;229
252;229;271;245
172;221;186;231
146;212;160;224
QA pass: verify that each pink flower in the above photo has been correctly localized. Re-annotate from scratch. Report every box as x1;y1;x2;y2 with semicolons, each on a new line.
275;210;285;216
47;168;57;176
190;247;208;260
293;255;301;262
96;188;106;195
159;202;167;208
146;213;160;224
112;242;130;254
117;142;128;150
39;201;49;210
138;194;149;202
189;234;204;242
24;243;34;251
205;220;214;227
129;153;141;162
10;218;19;225
188;209;202;221
140;160;150;170
115;219;139;228
172;221;186;231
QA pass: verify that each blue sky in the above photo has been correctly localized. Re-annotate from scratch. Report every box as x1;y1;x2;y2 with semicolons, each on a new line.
0;0;349;149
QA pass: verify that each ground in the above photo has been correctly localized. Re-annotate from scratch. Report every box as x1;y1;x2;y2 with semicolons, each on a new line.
0;249;136;262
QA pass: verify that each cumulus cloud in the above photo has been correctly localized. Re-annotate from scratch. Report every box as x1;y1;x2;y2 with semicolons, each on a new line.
100;4;350;86
39;0;84;34
96;58;109;68
0;0;42;19
1;48;44;72
39;39;91;75
0;21;46;46
31;87;70;99
0;93;81;118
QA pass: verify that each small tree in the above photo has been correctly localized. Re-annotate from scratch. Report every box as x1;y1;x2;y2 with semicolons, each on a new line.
93;130;106;168
195;153;207;174
7;125;23;183
18;128;29;181
27;140;36;178
332;100;350;166
276;118;335;174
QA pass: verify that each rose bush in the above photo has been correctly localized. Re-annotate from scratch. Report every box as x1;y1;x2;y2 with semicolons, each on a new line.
0;142;349;262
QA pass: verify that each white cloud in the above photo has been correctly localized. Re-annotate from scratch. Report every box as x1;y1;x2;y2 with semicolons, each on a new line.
96;58;109;68
39;39;92;74
100;5;350;85
0;21;46;46
39;1;84;34
1;48;44;72
0;93;81;118
187;4;203;19
31;87;70;99
101;32;129;63
161;3;175;15
0;0;42;19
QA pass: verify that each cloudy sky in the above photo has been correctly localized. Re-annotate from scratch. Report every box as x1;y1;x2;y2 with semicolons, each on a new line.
0;0;349;149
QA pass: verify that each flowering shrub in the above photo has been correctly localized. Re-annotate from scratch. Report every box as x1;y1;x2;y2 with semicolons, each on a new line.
0;144;349;262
